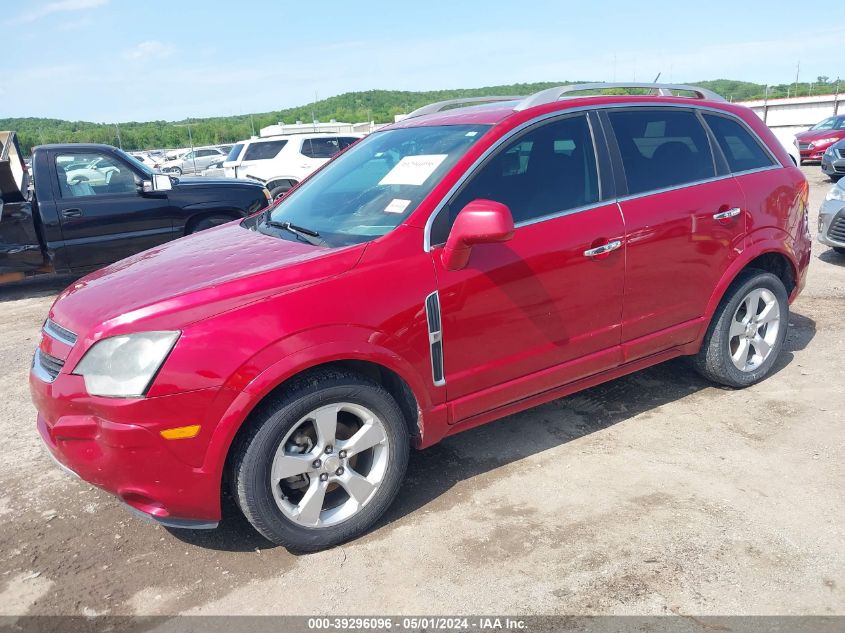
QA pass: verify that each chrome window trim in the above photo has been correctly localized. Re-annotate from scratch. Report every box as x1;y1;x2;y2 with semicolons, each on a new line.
43;318;77;347
423;101;785;251
514;200;614;229
614;164;782;205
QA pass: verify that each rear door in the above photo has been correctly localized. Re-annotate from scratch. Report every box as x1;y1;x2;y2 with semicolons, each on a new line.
603;107;746;359
50;149;176;270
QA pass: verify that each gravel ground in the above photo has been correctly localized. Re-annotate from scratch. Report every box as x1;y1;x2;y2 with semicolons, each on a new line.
0;166;842;616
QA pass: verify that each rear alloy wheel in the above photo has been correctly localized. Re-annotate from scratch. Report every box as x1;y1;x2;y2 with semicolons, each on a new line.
693;270;789;388
232;370;409;551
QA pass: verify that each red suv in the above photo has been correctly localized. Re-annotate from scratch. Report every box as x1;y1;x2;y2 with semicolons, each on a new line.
31;83;811;551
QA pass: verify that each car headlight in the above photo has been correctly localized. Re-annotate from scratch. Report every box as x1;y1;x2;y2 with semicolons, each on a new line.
73;331;180;397
813;138;839;147
825;186;845;203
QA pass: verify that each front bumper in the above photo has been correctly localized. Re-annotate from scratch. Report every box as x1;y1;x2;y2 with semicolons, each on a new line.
31;371;224;528
818;199;845;249
821;156;845;178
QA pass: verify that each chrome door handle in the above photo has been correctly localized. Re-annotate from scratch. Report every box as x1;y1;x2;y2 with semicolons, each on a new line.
713;207;741;220
583;240;622;257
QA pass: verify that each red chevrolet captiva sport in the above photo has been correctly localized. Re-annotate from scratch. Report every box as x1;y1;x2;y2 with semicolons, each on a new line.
32;83;811;551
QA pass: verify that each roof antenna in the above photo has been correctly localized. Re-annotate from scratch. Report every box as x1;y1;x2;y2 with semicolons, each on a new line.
652;72;661;83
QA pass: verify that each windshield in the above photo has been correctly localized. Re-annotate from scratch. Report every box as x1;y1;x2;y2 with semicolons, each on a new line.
262;124;490;246
811;117;845;131
226;143;244;162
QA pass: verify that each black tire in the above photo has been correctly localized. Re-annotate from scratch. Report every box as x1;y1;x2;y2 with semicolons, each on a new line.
269;181;295;200
833;247;845;255
188;215;234;233
831;175;843;183
693;270;789;388
231;368;409;551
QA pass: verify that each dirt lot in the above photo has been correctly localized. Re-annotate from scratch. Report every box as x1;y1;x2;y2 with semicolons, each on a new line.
0;167;842;617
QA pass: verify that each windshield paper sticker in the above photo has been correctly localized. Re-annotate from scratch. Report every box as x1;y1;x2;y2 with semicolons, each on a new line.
384;198;412;214
379;154;448;186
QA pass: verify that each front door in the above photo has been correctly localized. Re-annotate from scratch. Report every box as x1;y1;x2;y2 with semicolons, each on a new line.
429;113;626;423
51;150;176;270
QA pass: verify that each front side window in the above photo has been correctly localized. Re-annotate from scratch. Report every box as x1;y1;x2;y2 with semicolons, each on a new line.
608;109;715;195
243;140;287;161
448;114;599;226
261;124;490;247
703;114;776;173
302;137;342;159
56;152;139;198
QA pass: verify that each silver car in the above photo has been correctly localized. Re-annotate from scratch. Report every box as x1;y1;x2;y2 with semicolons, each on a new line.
818;178;845;255
161;147;227;176
821;138;845;182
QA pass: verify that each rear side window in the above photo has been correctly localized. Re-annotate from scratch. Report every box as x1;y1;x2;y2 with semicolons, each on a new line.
608;109;715;195
302;137;342;159
226;143;244;161
450;114;599;226
243;140;287;161
703;114;776;173
338;137;359;149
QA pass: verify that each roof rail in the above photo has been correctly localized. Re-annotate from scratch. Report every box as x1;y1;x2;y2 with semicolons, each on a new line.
514;82;726;111
405;96;522;120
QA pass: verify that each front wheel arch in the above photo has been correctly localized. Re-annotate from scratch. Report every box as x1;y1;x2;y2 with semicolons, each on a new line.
184;210;243;235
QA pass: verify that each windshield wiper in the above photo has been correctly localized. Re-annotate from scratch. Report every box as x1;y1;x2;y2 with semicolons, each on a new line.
265;218;327;246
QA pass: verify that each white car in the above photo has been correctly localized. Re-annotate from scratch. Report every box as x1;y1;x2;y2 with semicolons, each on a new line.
161;147;228;176
63;156;119;186
129;152;162;170
223;133;362;197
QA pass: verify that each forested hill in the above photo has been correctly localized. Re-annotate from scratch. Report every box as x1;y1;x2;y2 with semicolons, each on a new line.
2;78;838;154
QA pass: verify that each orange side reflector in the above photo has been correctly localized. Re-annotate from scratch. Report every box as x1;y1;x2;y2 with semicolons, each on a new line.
160;425;201;440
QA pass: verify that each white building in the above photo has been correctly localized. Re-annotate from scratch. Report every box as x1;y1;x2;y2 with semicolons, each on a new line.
737;93;843;148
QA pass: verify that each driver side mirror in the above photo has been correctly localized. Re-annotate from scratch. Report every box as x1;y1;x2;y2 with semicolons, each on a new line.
142;173;173;194
442;199;514;271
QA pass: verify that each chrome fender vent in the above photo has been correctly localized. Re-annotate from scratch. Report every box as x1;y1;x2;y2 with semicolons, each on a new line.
425;291;445;386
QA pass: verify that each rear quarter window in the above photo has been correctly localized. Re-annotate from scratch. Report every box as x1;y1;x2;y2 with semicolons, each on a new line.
703;114;776;173
243;140;288;161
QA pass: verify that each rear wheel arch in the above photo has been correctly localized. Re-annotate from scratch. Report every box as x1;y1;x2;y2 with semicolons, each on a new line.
705;244;797;321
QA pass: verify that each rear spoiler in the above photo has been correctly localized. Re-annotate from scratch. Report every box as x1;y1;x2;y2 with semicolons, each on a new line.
0;131;28;203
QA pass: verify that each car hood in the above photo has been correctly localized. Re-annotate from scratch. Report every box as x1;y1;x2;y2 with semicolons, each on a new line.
795;129;845;142
49;222;365;337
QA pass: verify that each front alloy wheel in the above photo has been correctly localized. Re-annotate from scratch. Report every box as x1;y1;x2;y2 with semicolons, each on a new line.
232;369;409;551
270;403;390;527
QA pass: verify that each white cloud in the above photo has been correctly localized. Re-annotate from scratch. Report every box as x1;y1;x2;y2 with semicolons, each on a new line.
10;0;109;24
123;40;176;62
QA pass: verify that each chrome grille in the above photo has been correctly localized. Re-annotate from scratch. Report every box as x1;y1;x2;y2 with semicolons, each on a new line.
33;348;64;382
838;149;845;160
43;319;77;346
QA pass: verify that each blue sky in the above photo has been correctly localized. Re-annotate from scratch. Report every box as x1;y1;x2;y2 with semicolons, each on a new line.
1;0;842;122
